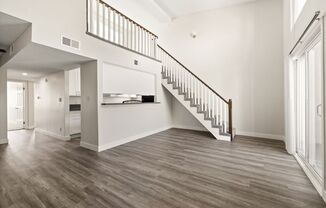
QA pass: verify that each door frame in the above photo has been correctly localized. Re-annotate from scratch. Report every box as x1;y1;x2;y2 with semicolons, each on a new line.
7;80;27;131
291;19;325;196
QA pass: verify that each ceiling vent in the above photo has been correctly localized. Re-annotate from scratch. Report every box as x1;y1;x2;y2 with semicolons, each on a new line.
61;36;80;50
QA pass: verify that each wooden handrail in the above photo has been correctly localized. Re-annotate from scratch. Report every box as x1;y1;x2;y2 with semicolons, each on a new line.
158;45;229;104
98;0;158;38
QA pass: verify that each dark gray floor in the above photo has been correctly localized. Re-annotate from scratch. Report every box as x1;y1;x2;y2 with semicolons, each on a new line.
0;129;325;208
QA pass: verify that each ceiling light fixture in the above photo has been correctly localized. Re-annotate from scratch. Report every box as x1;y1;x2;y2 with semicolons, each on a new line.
22;73;28;76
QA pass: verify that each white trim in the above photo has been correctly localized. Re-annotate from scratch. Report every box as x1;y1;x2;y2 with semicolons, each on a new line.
98;126;172;152
237;131;285;141
294;153;324;197
25;126;35;130
173;125;208;132
70;133;81;139
0;138;8;145
35;128;71;141
80;141;99;152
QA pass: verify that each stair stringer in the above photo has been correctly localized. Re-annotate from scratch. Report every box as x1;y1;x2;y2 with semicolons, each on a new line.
162;78;231;141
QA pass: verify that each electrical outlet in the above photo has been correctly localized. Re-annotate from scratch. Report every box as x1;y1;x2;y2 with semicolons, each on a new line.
134;60;139;65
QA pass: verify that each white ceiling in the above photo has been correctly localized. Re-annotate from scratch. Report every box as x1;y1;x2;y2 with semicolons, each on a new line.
0;12;30;51
6;43;93;81
153;0;258;19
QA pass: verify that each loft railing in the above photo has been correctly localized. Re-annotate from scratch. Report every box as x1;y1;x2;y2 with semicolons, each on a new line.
86;0;158;59
157;46;233;139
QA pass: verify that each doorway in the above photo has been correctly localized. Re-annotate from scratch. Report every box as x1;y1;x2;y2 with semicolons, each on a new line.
293;27;323;182
7;82;25;131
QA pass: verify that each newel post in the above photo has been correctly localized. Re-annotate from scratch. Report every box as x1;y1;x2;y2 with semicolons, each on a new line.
228;99;233;141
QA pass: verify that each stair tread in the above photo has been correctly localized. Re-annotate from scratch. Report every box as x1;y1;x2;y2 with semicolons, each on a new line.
162;76;232;141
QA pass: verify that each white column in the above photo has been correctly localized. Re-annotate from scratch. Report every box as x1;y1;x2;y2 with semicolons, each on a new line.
0;68;8;144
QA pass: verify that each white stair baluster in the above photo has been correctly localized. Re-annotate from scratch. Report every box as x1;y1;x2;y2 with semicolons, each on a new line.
108;7;111;41
102;5;105;38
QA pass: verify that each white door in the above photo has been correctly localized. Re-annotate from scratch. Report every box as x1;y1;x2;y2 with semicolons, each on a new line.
7;82;25;131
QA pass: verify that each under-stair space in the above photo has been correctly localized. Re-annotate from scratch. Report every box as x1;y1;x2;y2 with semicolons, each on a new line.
157;46;234;141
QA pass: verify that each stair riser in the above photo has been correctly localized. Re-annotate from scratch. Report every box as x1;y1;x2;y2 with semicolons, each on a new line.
162;77;232;141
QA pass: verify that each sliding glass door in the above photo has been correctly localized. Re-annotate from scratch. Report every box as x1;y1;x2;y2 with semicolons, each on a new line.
295;54;306;158
307;40;323;176
294;34;323;179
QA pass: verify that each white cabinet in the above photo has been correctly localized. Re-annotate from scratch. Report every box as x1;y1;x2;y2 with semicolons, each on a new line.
70;111;81;135
69;68;81;96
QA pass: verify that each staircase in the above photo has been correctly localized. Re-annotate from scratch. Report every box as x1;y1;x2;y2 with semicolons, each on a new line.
157;46;233;141
86;0;234;141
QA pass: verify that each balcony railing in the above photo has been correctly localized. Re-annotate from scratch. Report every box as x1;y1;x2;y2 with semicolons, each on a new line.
86;0;158;59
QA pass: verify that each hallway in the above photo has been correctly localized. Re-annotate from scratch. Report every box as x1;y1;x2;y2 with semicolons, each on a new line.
0;129;325;208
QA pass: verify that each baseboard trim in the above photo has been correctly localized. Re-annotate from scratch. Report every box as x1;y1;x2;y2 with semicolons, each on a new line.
294;154;324;199
70;133;81;139
98;126;172;152
0;138;8;145
237;131;285;141
35;128;71;141
80;142;99;152
173;125;208;132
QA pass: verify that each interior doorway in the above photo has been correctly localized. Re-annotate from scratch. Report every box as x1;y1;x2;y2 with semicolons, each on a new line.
7;81;25;131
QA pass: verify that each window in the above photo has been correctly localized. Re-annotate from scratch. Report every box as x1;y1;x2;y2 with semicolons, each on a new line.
292;0;307;25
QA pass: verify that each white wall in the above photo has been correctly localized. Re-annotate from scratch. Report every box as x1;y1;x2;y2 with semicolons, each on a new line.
102;63;156;95
172;99;206;131
97;49;173;151
158;0;285;140
79;50;173;152
34;71;70;140
0;68;7;144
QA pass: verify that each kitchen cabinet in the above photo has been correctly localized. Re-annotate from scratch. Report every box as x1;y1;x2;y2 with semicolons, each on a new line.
70;111;81;135
69;68;81;96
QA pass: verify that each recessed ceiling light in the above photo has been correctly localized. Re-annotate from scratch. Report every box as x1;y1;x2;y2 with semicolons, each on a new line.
22;73;28;76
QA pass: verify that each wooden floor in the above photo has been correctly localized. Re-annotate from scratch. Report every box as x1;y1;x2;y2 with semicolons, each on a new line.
0;129;325;208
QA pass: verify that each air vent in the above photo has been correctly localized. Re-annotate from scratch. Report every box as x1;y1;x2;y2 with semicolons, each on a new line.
61;36;80;50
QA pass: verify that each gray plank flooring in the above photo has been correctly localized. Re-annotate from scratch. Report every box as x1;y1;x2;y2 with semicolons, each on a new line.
0;128;325;208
